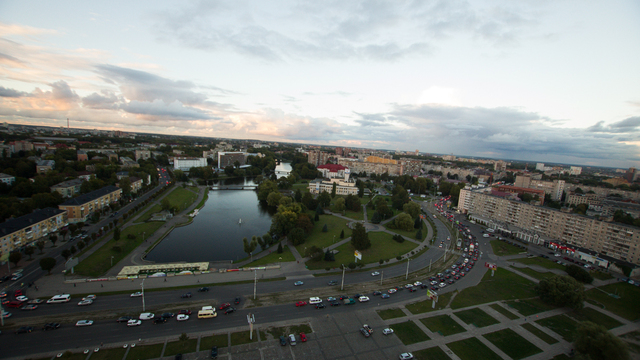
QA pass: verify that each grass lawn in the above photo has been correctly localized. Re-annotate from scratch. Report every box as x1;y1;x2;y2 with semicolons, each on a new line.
447;337;503;360
243;245;296;267
306;231;418;270
590;271;613;280
125;343;165;360
483;328;543;360
513;266;557;280
505;298;557;316
568;307;623;329
420;315;467;336
200;333;228;349
514;257;567;270
289;323;313;334
406;292;453;314
490;240;525;256
392;321;430;345
389;226;424;241
450;268;537;309
163;338;198;356
489;303;520;320
413;346;452;360
296;214;351;254
74;221;164;276
535;314;579;342
89;348;127;360
137;204;162;222
586;282;640;321
454;308;499;328
377;308;406;320
520;323;559;344
551;355;571;360
292;182;310;192
54;352;89;360
163;186;199;212
230;331;259;345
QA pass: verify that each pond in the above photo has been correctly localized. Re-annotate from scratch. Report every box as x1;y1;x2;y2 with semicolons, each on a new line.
144;178;275;263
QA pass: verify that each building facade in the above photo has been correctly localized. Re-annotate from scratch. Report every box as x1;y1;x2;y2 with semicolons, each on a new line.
458;188;640;265
173;157;207;171
135;150;151;161
337;158;403;176
36;160;55;174
217;152;246;168
307;150;331;167
308;179;358;196
0;207;67;258
0;173;15;185
51;179;84;198
58;186;122;223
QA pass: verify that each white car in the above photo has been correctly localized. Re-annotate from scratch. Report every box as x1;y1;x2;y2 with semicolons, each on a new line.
413;281;422;287
15;296;28;302
177;314;189;321
78;299;93;306
383;328;394;335
358;296;370;302
404;284;413;289
399;352;414;360
82;295;97;301
439;282;446;288
75;320;94;327
371;271;380;276
139;313;154;320
127;319;142;327
388;288;397;294
430;280;438;285
130;292;143;297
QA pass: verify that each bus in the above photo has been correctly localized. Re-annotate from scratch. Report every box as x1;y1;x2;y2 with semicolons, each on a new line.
47;294;71;303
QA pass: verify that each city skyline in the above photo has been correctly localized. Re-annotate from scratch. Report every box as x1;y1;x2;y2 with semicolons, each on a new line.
0;1;639;168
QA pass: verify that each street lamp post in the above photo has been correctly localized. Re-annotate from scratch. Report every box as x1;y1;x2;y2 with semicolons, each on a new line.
340;264;346;291
405;258;410;280
111;256;114;267
140;279;146;312
253;270;257;300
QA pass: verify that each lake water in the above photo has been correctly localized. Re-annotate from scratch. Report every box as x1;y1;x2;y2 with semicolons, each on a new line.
144;177;275;263
275;161;292;178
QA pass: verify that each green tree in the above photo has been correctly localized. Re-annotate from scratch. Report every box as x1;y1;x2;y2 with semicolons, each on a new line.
113;227;121;242
9;252;22;268
257;180;278;202
277;242;283;253
294;189;302;202
317;191;331;208
36;240;45;254
68;223;78;235
403;201;421;218
70;245;77;255
340;229;344;239
415;228;423;240
287;227;306;246
61;249;71;261
350;222;371;250
331;182;337;198
267;191;282;207
161;198;172;211
49;235;58;246
257;235;267;251
242;236;258;259
535;275;585;310
39;257;57;274
59;229;68;241
394;213;414;231
334;197;346;212
324;249;335;261
565;264;594;284
306;245;324;261
574;321;629;360
370;211;382;224
25;246;34;260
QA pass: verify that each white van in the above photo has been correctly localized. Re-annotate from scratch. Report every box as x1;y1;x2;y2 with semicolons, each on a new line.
198;310;217;319
487;228;495;233
309;297;322;305
47;294;71;304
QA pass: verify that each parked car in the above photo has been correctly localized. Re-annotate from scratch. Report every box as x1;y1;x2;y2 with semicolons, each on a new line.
300;332;307;342
234;297;241;304
43;323;61;330
161;313;175;319
279;336;287;346
127;319;142;327
75;320;94;327
224;307;236;315
399;353;414;360
15;326;33;334
360;328;371;337
381;294;390;299
117;316;133;323
211;346;218;358
316;303;326;309
383;328;394;335
21;304;38;310
371;272;380;276
178;310;192;315
181;292;192;298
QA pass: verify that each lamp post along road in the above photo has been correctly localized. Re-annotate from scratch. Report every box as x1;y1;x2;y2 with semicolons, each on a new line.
405;258;410;280
141;279;146;312
340;264;346;291
253;270;257;300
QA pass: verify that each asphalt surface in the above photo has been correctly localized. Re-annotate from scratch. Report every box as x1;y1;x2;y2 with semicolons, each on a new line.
0;197;499;358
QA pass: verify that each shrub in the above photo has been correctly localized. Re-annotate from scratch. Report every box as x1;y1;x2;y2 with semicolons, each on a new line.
127;234;136;240
396;255;402;260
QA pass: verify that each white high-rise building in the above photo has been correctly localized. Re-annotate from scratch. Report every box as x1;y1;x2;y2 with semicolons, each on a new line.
536;163;545;171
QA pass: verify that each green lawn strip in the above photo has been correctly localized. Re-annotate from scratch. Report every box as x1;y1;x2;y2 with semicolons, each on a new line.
535;314;579;342
453;308;499;328
420;315;466;336
520;323;559;344
243;245;296;267
567;307;623;329
296;214;350;254
377;308;406;320
200;333;229;349
164;186;199;212
343;209;364;220
163;338;198;356
551;355;571;360
125;343;165;360
513;257;567;270
74;221;164;276
490;240;525;256
137;204;162;222
512;266;557;280
586;282;640;321
406;292;453;314
306;231;418;270
230;331;259;345
447;337;503;360
489;303;520;320
392;321;430;345
483;328;543;360
289;323;313;334
450;268;536;309
389;226;424;241
590;271;613;280
88;347;127;360
413;346;452;360
54;352;88;360
505;298;557;316
292;183;310;192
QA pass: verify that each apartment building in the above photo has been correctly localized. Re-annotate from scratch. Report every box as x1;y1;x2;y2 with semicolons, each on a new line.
337;158;403;176
58;185;122;223
458;188;640;265
317;164;350;181
307;150;331;167
36;160;55;174
514;175;565;201
173;157;207;171
51;179;84;198
566;193;602;208
0;173;15;185
308;179;358;196
0;207;67;256
135;149;151;161
217;152;246;168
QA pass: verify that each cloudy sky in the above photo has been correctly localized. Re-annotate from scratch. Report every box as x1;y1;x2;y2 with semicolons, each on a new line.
1;1;639;168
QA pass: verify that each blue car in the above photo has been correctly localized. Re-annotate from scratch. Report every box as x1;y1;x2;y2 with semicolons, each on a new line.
381;294;390;299
293;281;304;286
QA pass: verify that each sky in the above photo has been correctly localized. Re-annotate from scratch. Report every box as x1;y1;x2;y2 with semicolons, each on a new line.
0;1;639;168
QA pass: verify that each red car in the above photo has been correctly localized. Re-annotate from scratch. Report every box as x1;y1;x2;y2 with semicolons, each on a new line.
300;332;307;342
295;301;307;307
15;290;23;297
178;309;192;315
219;303;231;311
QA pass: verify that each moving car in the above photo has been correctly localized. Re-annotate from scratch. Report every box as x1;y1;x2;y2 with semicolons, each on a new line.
139;313;155;320
117;316;133;323
43;323;61;330
327;280;338;286
181;292;192;298
219;303;231;310
28;299;44;304
358;296;370;302
178;310;192;315
21;304;38;310
130;292;143;297
388;288;397;294
177;314;189;321
78;299;93;306
75;320;94;327
383;328;394;335
161;313;175;319
381;294;390;299
127;319;142;327
198;287;209;292
371;271;380;276
316;303;326;309
83;295;97;301
293;281;304;286
15;326;33;334
153;317;167;324
224;307;236;314
295;301;307;307
15;295;28;302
